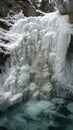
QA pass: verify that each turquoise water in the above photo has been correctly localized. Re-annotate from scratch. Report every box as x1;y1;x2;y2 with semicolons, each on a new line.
0;98;73;130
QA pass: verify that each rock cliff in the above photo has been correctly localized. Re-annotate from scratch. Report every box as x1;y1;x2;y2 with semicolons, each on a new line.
0;0;37;17
56;0;73;23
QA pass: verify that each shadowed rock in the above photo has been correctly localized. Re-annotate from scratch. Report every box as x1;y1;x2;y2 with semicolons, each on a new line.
0;0;37;17
56;0;73;23
19;0;37;17
56;82;73;101
0;21;11;30
0;0;15;17
68;35;73;53
0;46;10;66
56;0;67;15
64;0;73;23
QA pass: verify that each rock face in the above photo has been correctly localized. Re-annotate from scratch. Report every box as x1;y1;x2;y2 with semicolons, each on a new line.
0;0;37;17
56;0;67;15
0;0;15;17
68;35;73;53
41;0;55;13
19;0;37;17
0;46;10;65
56;0;73;23
64;0;73;23
0;46;10;73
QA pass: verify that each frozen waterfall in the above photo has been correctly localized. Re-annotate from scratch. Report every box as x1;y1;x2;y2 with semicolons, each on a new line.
0;11;73;111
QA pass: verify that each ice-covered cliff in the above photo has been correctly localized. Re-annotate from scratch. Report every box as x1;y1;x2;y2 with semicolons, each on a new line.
0;11;73;111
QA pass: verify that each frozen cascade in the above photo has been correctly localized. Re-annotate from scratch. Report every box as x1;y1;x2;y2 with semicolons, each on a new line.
0;11;73;110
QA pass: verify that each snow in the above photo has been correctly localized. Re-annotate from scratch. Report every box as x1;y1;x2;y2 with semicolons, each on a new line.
0;92;12;111
9;93;23;106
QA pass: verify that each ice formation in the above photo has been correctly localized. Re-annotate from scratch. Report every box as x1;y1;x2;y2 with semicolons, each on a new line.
0;11;73;110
